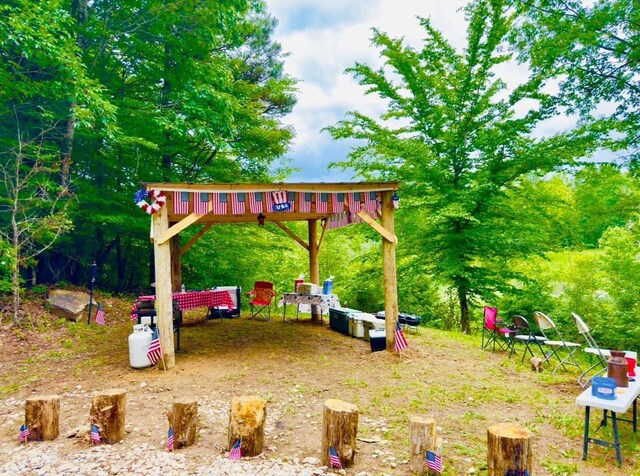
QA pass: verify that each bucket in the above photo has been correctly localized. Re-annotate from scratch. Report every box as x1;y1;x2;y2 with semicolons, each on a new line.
128;324;152;369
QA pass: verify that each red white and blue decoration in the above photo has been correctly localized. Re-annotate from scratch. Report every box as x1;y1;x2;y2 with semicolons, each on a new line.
329;446;343;468
271;191;291;212
229;437;242;460
135;189;166;214
426;450;442;473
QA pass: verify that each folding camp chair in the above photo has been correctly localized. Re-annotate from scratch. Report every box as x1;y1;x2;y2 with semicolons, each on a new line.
248;281;275;320
533;311;582;376
481;306;516;353
509;314;547;362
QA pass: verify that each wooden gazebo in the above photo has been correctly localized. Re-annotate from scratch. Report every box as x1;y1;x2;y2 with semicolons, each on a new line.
144;182;400;369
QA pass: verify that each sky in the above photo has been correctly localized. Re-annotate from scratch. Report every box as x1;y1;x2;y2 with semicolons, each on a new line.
265;0;472;182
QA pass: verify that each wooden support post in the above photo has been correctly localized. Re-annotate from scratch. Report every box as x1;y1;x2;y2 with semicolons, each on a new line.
90;389;127;444
409;415;437;474
487;423;533;476
228;396;267;457
308;219;321;322
380;191;399;352
170;234;181;293
153;204;175;369
167;399;198;449
321;399;358;468
25;395;60;441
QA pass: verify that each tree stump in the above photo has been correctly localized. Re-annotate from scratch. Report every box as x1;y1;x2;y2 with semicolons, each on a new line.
25;395;60;441
409;415;437;474
487;423;533;476
89;389;127;444
321;399;359;468
228;396;267;457
167;399;198;449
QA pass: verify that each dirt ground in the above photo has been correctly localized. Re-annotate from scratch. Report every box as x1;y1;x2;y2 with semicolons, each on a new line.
0;295;639;475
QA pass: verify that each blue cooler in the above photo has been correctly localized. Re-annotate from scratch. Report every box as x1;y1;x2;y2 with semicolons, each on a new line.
592;377;617;400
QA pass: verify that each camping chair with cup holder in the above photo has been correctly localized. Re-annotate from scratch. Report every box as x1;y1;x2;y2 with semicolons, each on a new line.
248;281;275;320
481;306;516;353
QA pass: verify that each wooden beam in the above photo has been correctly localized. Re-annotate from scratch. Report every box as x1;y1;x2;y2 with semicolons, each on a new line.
273;220;309;251
380;191;399;354
180;223;213;256
170;235;181;292
317;223;327;251
157;212;206;245
308;219;320;322
356;211;398;244
146;181;400;193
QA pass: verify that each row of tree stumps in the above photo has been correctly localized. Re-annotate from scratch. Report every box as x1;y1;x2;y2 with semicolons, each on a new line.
22;392;532;474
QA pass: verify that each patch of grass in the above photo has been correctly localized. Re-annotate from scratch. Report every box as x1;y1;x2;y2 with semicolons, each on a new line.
535;408;583;438
0;383;20;397
345;378;369;388
541;458;579;475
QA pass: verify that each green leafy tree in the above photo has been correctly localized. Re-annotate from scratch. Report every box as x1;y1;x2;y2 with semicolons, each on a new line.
326;0;599;332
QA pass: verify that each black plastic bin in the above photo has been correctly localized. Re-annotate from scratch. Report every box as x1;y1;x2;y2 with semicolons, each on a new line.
329;307;361;335
369;329;386;352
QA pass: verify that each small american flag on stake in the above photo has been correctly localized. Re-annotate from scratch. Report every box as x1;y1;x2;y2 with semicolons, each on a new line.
19;424;29;443
426;450;443;473
395;321;409;351
329;446;342;468
147;326;163;365
94;303;105;325
229;437;242;460
90;424;101;445
167;427;175;452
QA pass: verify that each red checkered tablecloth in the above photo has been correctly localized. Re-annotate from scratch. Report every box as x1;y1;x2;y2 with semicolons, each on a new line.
137;290;235;311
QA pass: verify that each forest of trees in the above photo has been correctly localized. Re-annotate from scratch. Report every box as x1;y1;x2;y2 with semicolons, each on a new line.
1;0;639;352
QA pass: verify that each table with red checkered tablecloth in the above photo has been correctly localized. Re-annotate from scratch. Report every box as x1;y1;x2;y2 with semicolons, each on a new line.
138;290;235;311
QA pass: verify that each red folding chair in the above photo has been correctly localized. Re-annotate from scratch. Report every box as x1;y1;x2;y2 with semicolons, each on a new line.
481;306;516;353
248;281;275;320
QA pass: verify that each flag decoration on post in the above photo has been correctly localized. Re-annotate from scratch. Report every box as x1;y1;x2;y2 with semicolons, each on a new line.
271;191;291;212
364;191;377;213
19;424;29;443
298;192;312;212
212;192;228;215
193;192;210;214
395;321;409;351
331;193;345;213
167;427;175;452
346;192;362;212
90;424;101;445
147;326;163;365
249;192;263;214
94;303;105;325
426;450;443;473
230;193;246;215
286;191;296;213
173;191;190;215
329;446;343;468
315;192;329;213
229;437;242;460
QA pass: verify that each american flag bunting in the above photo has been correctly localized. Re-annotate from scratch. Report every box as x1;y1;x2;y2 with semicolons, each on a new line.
364;191;377;212
193;192;210;215
94;303;105;325
395;321;409;351
90;424;101;445
230;193;246;215
286;191;296;212
331;193;344;213
298;192;312;212
147;326;163;365
315;193;329;213
249;192;263;213
173;191;190;215
212;193;228;215
426;450;443;473
19;424;29;443
229;437;242;460
346;192;362;212
329;446;342;468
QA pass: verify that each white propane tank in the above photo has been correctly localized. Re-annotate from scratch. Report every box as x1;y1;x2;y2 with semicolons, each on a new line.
128;324;152;369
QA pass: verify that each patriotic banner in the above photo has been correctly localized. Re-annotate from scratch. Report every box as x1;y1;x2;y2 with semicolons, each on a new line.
249;192;263;214
212;193;228;215
331;193;344;213
426;450;442;473
173;191;190;215
19;424;29;443
90;424;101;445
395;321;409;351
271;191;291;212
298;192;312;212
94;304;105;325
346;192;362;212
147;327;163;365
231;193;246;215
364;191;377;213
193;192;210;215
286;191;296;213
229;437;242;460
167;427;175;452
329;446;342;469
315;193;329;213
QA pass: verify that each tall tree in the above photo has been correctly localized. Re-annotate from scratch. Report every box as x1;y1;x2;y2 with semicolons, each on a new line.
326;0;599;332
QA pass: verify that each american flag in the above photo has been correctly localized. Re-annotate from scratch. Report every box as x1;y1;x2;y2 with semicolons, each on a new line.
346;192;362;212
329;446;342;468
193;192;210;214
212;193;228;215
90;424;101;445
173;191;190;214
94;303;105;325
147;326;163;365
364;191;377;212
298;192;312;212
331;193;344;213
230;193;246;215
249;192;263;213
229;437;242;460
167;427;175;452
426;450;442;473
315;193;328;213
286;191;296;213
395;321;409;351
19;424;29;443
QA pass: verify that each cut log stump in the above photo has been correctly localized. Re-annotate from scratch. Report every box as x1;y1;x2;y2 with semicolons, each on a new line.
228;396;266;457
167;399;198;449
89;389;127;444
25;395;60;441
321;399;358;468
487;423;533;476
409;415;437;474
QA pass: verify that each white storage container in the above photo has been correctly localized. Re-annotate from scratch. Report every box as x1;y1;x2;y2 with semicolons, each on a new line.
350;313;376;339
128;324;152;369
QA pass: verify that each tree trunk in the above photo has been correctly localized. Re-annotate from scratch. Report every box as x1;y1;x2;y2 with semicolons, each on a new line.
228;396;267;457
487;423;533;476
167;399;198;449
321;399;358;468
89;389;127;444
458;285;470;333
25;395;60;441
408;415;437;474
